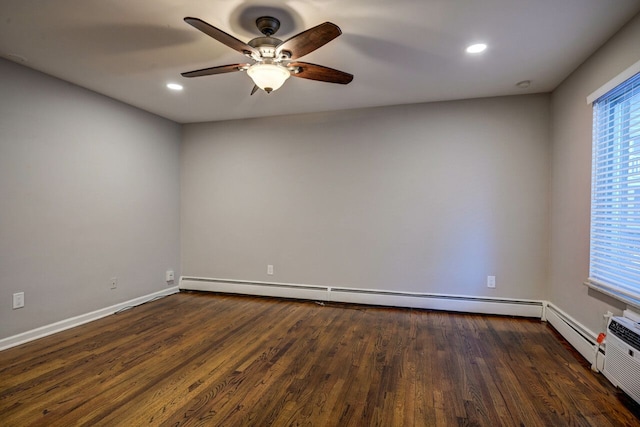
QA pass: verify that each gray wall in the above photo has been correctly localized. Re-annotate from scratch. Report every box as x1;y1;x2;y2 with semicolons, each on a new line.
549;13;640;333
0;59;181;338
182;95;550;300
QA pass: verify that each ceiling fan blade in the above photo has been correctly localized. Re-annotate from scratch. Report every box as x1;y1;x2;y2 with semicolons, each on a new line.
276;22;341;60
181;63;249;78
289;62;353;84
184;17;259;57
250;85;259;96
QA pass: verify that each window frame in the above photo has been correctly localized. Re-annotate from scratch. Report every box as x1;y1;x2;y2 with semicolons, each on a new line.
586;66;640;309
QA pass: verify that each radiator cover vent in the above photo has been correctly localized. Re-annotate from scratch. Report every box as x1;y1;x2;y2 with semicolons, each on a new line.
605;316;640;404
609;318;640;351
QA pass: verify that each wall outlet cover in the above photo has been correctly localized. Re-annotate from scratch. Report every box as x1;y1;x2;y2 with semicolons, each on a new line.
13;292;25;309
487;276;496;288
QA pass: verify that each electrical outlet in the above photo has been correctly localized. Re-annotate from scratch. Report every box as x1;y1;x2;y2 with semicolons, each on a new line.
13;292;25;309
166;270;175;282
487;276;496;288
267;265;274;275
110;277;118;290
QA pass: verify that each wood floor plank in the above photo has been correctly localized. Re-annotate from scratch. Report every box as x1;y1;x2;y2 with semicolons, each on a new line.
1;291;640;426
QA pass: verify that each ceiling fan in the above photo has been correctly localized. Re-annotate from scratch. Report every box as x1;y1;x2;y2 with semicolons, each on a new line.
181;16;354;94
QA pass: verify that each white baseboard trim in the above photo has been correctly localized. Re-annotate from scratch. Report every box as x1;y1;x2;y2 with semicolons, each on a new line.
0;286;180;351
545;303;605;372
180;276;544;318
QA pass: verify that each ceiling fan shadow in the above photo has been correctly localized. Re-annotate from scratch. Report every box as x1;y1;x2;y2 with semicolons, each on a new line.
53;24;200;55
228;3;303;39
50;23;231;74
342;33;447;70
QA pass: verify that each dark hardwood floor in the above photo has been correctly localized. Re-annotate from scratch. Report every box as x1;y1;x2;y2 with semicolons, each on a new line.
1;291;639;426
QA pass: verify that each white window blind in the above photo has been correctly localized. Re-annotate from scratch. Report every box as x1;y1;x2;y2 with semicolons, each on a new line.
588;71;640;305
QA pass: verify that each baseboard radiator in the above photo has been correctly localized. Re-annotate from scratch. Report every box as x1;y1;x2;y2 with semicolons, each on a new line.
179;277;544;318
545;303;605;372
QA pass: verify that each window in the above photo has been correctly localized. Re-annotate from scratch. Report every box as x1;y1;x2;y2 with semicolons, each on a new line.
588;71;640;306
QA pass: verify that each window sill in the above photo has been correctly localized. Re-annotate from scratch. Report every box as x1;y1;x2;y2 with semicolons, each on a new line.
584;280;640;311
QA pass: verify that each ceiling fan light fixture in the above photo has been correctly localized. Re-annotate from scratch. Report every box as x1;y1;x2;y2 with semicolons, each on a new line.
247;63;290;93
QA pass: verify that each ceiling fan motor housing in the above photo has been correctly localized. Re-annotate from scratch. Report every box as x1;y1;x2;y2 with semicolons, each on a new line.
248;37;282;59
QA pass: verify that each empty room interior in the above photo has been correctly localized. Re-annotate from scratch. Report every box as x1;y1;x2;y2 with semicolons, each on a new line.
2;0;640;425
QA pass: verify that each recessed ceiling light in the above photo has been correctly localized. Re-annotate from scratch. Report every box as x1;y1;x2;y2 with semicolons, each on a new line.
166;83;183;91
516;80;531;89
466;43;487;54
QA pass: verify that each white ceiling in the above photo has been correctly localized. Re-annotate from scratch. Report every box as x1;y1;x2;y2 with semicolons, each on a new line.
2;0;640;124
